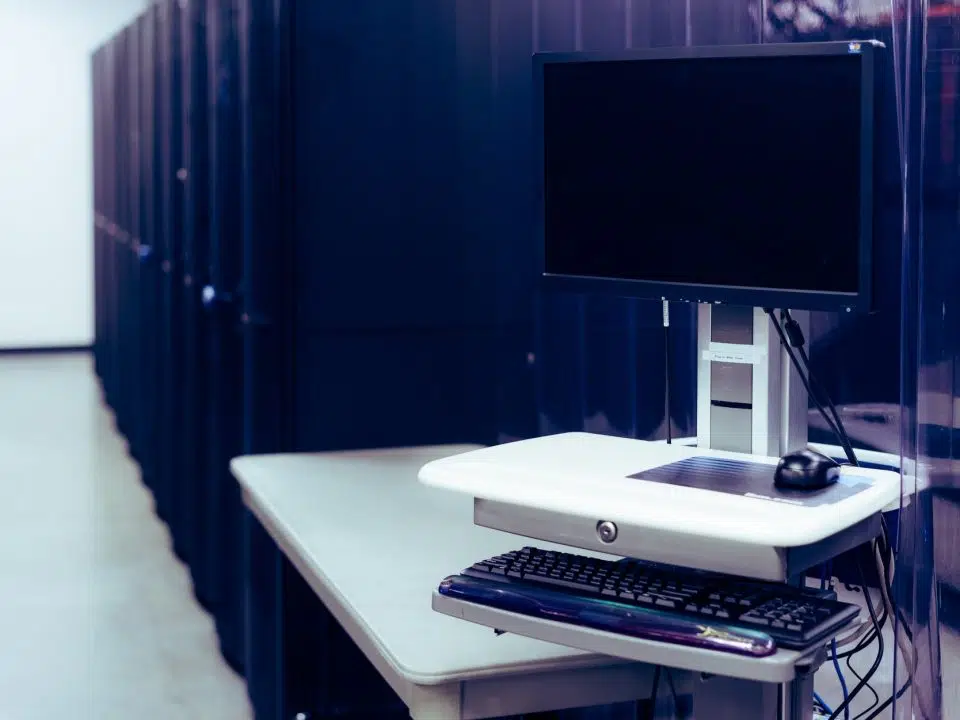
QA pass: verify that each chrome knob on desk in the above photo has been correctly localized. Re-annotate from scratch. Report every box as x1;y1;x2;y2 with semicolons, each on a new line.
596;520;618;544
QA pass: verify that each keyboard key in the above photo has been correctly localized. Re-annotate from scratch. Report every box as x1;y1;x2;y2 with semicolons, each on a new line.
537;576;600;593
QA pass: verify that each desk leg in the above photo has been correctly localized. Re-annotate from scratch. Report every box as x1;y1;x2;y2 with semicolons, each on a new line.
691;674;814;720
779;673;815;720
407;683;463;720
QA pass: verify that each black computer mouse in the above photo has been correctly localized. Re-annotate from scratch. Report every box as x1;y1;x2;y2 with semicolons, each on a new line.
774;449;840;491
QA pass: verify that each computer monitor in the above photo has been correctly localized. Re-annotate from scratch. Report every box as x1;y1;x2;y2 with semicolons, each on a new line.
537;41;881;312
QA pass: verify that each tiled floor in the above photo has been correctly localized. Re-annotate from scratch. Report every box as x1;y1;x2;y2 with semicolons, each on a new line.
0;354;251;720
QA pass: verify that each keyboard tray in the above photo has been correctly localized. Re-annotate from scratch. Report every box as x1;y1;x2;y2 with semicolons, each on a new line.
433;592;831;684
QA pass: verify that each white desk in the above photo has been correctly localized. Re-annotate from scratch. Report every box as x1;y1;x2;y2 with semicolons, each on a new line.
232;446;655;720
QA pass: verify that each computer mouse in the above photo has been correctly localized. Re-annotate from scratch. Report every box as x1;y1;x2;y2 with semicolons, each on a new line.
773;449;840;491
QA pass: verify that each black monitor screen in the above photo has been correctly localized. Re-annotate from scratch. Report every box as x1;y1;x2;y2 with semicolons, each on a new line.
541;47;874;309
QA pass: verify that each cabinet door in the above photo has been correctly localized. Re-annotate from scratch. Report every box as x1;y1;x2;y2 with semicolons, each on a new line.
93;50;105;380
238;0;296;715
180;0;214;609
205;0;246;673
156;0;188;559
122;24;143;464
138;6;163;506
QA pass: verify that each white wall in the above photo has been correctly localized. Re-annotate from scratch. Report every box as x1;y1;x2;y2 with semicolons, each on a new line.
0;0;145;349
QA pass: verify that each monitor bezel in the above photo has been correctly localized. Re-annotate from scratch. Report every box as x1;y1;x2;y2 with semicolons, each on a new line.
535;41;879;313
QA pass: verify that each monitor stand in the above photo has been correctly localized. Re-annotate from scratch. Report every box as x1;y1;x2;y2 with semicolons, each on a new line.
696;304;808;457
694;305;820;719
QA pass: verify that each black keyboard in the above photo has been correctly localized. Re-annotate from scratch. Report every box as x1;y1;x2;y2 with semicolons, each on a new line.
457;547;860;651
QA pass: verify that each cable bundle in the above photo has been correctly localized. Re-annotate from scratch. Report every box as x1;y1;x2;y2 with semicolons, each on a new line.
766;310;926;720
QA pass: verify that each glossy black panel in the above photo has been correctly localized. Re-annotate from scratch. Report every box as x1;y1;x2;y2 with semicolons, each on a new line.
206;0;246;672
180;0;212;605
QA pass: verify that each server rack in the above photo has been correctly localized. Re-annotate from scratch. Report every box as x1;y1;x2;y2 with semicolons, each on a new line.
157;0;188;559
128;16;146;468
115;28;131;443
245;1;534;718
123;22;143;467
103;38;119;414
237;0;295;714
206;0;247;673
92;48;101;379
92;48;105;383
139;5;163;510
181;0;214;609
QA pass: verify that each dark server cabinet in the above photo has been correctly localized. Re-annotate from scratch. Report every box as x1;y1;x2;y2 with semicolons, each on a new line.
129;13;151;468
237;1;296;716
206;0;247;673
103;39;119;413
492;0;699;443
138;5;163;506
180;0;214;608
236;0;299;715
114;29;130;441
244;1;535;718
113;30;128;431
290;1;507;452
122;22;143;466
93;48;106;382
157;0;187;557
112;24;141;449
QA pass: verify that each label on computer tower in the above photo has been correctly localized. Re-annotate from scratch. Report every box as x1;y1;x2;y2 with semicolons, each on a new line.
702;343;766;365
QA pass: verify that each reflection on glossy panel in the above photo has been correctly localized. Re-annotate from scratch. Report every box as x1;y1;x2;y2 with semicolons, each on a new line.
911;5;960;720
690;0;757;44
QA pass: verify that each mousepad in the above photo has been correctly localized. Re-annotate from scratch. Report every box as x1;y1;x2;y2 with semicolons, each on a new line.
628;456;873;507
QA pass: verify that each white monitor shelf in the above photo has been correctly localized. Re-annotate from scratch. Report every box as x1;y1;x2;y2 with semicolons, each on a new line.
419;433;900;581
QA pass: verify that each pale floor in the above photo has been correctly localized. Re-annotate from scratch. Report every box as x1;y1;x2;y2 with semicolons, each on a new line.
0;354;251;720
